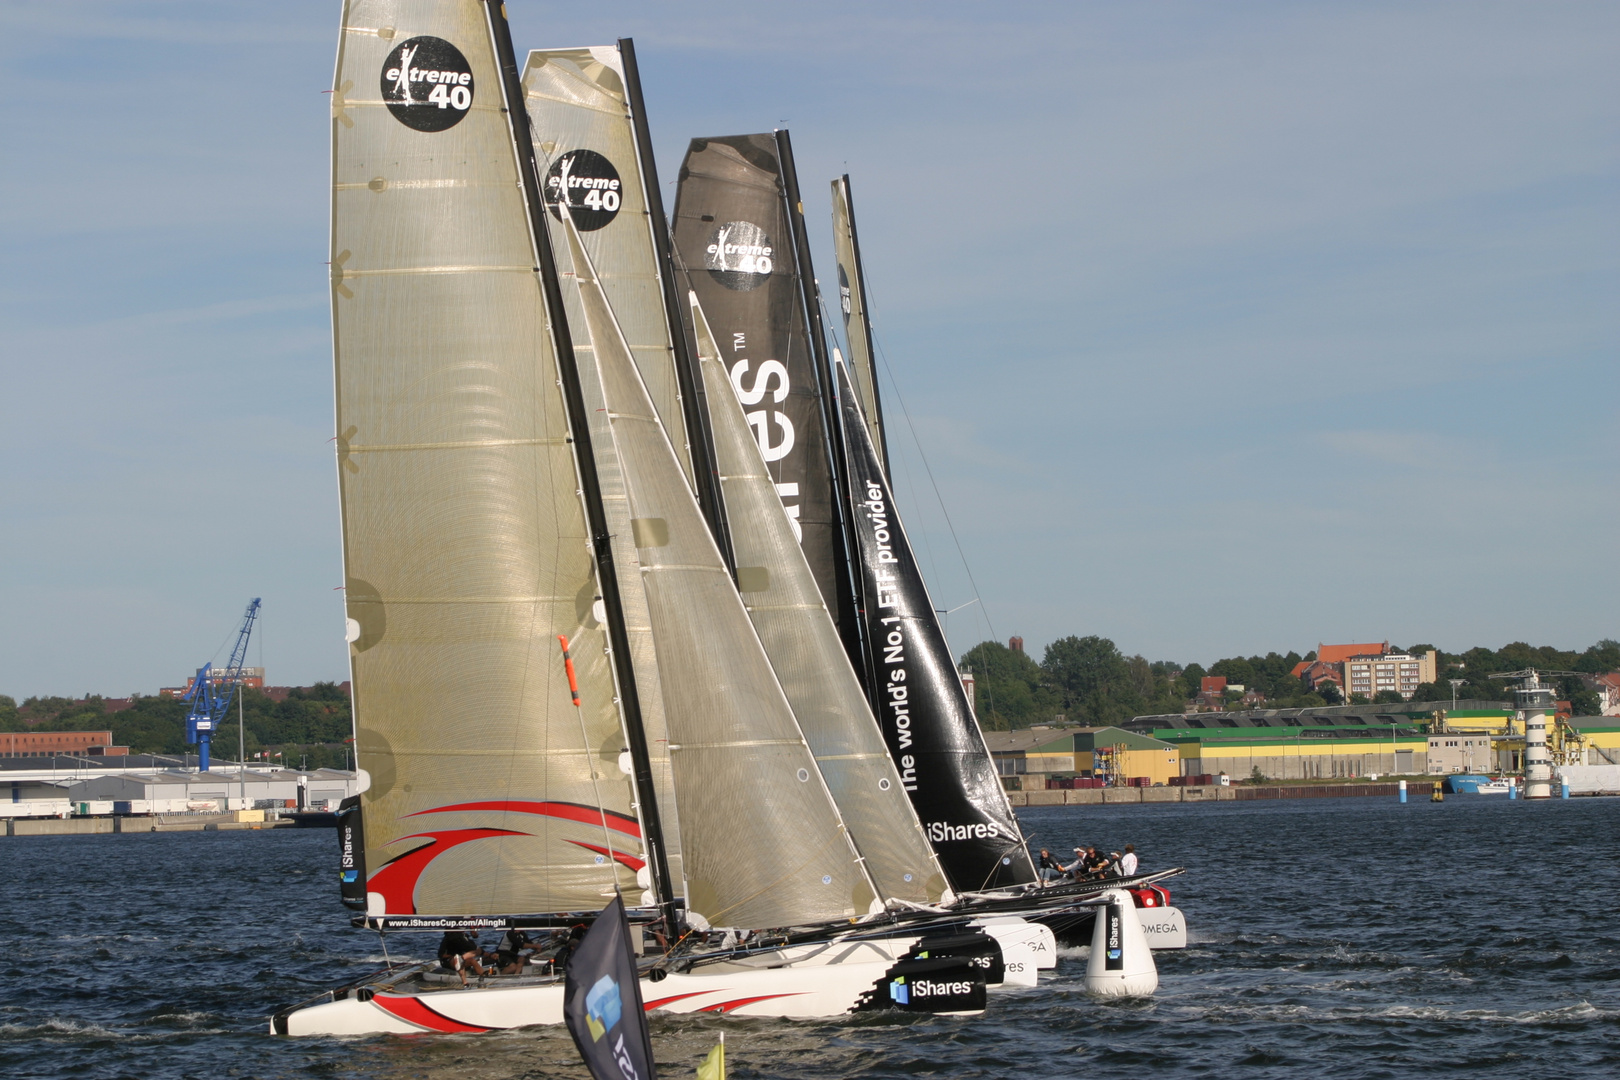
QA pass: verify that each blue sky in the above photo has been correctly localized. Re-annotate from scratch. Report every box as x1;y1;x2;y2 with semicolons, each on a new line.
2;1;1614;698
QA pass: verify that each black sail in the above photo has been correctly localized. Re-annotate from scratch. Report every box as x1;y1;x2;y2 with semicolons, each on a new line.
834;358;1037;891
670;134;860;668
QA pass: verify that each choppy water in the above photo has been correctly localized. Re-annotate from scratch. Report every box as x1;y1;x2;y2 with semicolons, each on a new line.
2;795;1617;1079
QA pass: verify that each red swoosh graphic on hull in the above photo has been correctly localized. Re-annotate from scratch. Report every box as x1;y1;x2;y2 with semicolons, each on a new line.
700;993;808;1014
406;800;642;838
368;828;528;915
372;994;492;1033
567;840;646;872
642;990;713;1012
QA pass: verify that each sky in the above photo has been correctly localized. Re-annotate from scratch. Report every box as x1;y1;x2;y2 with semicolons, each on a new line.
2;1;1615;699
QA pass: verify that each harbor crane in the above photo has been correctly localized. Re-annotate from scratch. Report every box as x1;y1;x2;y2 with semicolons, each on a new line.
182;598;261;772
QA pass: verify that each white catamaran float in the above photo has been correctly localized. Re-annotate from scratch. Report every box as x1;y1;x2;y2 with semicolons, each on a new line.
276;0;1026;1037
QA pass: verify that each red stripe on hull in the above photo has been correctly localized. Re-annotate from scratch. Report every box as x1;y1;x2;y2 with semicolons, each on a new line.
642;990;713;1012
372;994;492;1034
700;993;808;1014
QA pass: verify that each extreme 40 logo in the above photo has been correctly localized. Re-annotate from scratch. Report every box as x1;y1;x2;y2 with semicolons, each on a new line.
705;221;774;291
380;37;473;132
544;149;623;231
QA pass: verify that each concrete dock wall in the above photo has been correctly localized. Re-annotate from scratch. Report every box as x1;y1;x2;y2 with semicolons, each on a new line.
3;811;294;837
1004;782;1436;807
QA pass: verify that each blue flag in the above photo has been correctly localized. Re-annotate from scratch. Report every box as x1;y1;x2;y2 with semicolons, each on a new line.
563;895;658;1080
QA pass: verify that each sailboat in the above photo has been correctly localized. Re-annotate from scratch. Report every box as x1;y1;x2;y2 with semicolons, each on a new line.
672;143;1188;943
276;2;1001;1036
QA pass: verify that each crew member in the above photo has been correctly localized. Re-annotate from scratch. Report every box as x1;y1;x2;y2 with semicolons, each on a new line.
1117;843;1139;877
437;930;484;987
1037;848;1065;884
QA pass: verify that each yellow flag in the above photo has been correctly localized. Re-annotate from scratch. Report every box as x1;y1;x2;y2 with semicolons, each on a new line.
696;1040;725;1080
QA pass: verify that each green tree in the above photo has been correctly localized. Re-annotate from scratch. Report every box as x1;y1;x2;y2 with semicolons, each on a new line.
1372;690;1405;704
960;641;1060;730
1041;635;1142;726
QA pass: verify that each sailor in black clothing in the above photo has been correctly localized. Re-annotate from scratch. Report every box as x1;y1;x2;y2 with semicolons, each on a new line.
494;929;535;975
1037;848;1065;884
437;930;484;986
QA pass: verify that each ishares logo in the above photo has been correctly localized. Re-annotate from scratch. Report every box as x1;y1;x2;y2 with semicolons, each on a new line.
888;976;909;1005
704;221;774;291
544;149;623;232
380;36;474;132
584;974;622;1042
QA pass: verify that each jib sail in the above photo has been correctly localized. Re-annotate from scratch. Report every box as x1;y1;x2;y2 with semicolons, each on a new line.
830;175;889;474
560;212;880;930
833;357;1038;892
689;292;950;907
521;42;688;897
670;133;863;677
330;0;650;922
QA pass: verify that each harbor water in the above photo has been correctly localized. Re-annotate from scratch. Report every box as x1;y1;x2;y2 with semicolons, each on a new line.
2;796;1616;1079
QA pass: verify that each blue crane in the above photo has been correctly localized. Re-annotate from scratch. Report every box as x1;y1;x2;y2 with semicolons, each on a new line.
183;598;261;772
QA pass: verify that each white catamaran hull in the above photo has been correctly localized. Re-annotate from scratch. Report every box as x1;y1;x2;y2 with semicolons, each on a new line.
276;955;984;1036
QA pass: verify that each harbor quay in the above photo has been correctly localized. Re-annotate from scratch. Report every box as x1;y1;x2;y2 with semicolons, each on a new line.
1006;781;1439;807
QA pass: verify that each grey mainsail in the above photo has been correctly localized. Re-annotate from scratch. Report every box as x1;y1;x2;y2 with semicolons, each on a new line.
689;292;950;907
561;211;880;930
330;0;649;919
830;175;889;473
523;44;685;896
671;134;863;677
834;357;1039;892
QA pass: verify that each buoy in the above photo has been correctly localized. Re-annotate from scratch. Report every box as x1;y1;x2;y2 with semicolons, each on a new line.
1431;789;1444;803
1561;776;1570;799
1399;779;1407;803
1084;889;1158;997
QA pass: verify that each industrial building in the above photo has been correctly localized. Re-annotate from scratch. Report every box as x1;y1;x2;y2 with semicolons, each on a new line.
984;727;1180;787
2;752;357;818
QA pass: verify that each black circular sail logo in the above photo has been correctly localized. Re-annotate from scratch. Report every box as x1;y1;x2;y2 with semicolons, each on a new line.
380;36;473;132
704;221;774;291
544;150;623;231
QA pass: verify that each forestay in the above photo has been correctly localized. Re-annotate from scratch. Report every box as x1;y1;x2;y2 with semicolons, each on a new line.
689;293;949;907
331;0;642;919
830;176;888;474
560;213;880;930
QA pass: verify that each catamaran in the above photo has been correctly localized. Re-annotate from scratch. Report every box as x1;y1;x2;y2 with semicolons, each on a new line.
276;1;1017;1037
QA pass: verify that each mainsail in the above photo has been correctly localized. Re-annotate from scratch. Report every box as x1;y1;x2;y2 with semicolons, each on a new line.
670;133;863;677
833;358;1038;891
522;42;687;896
560;212;880;930
330;0;648;919
830;175;889;473
689;292;949;907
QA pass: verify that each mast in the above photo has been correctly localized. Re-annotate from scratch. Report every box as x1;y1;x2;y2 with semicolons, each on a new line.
618;38;734;575
831;175;890;473
484;1;677;932
773;130;869;692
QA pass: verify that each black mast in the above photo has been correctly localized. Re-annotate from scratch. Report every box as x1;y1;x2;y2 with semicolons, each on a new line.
837;174;892;474
485;2;678;933
618;38;734;575
773;130;870;692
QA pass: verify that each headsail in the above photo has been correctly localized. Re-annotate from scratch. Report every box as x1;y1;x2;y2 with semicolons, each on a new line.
689;292;949;906
830;175;888;473
523;43;686;897
330;0;647;920
561;212;880;930
833;358;1038;891
670;134;863;679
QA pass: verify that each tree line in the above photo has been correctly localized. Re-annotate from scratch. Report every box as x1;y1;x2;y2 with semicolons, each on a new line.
962;637;1620;731
0;684;355;769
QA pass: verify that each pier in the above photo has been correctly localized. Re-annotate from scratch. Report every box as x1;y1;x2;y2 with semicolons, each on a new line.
1006;781;1439;806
